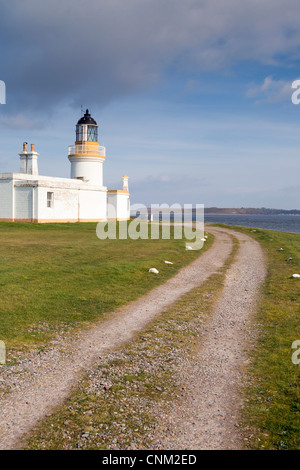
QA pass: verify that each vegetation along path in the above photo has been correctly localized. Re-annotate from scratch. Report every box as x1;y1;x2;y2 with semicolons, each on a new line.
0;226;265;449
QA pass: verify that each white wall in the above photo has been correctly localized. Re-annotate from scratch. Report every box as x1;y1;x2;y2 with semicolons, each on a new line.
37;186;79;221
107;193;118;219
14;186;33;220
117;194;130;219
37;185;107;221
79;190;107;220
107;193;130;220
0;180;13;219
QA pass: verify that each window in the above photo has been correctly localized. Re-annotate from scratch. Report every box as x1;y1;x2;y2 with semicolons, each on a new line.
76;124;83;142
87;126;98;142
47;192;54;208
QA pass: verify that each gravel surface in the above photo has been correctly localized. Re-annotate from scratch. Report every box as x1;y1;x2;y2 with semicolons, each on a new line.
0;227;233;450
160;227;267;450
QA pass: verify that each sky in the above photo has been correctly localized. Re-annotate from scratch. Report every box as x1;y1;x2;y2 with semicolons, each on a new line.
1;0;300;209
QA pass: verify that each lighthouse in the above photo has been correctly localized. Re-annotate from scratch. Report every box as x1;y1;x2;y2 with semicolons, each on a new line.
0;109;130;222
68;109;106;186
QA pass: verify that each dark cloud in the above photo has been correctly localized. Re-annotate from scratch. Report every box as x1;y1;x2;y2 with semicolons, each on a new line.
1;0;300;114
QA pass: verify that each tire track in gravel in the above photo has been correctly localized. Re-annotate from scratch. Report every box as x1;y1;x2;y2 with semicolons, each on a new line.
0;228;233;450
161;226;267;450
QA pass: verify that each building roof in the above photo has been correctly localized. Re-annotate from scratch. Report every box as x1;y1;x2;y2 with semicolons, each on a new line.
77;109;97;126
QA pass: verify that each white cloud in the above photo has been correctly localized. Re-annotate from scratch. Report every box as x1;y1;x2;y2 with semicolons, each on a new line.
246;76;293;103
0;114;44;130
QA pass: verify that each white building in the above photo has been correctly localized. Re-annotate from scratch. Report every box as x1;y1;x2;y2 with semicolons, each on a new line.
0;110;130;223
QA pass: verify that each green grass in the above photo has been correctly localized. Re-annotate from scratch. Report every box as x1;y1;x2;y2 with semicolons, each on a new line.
7;221;300;449
214;224;300;449
0;221;205;350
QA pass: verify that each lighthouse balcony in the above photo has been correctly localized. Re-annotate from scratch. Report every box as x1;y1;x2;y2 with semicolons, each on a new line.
68;143;106;157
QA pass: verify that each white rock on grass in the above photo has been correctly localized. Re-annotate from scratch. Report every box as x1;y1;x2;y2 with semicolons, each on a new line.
164;261;173;264
291;274;300;278
149;268;159;274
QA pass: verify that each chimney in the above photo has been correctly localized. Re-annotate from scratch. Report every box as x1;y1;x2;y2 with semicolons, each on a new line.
122;175;129;192
19;142;28;173
27;143;39;176
19;142;39;175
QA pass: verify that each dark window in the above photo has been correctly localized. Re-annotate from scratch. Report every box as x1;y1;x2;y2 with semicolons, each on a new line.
76;125;83;141
87;126;98;142
47;192;54;208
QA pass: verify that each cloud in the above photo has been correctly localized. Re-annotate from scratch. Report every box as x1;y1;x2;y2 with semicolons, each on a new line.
2;0;300;114
0;113;44;130
246;76;293;103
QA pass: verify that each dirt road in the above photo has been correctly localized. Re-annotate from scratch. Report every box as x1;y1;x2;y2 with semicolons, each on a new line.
161;226;266;449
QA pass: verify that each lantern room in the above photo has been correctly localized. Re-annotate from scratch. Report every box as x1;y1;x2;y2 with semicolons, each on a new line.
75;109;98;143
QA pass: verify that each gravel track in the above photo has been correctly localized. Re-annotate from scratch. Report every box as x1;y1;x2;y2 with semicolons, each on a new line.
161;226;267;450
0;227;233;450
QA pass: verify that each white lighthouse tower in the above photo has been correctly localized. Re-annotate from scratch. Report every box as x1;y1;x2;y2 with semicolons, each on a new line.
68;109;106;186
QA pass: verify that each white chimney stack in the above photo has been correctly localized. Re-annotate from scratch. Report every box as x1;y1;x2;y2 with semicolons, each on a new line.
19;142;39;175
122;174;129;192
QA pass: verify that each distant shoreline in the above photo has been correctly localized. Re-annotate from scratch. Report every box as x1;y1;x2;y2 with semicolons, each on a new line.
204;211;300;216
143;207;300;216
204;208;300;215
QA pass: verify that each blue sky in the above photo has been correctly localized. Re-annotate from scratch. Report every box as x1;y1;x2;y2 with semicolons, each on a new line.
1;0;300;209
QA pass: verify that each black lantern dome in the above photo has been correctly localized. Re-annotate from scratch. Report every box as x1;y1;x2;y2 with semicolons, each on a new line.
76;109;98;142
77;109;97;126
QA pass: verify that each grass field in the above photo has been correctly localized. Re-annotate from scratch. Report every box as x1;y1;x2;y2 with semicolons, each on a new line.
3;221;300;449
0;221;205;350
23;224;300;450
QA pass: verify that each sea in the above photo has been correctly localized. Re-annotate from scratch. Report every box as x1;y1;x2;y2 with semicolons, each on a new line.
146;213;300;234
133;210;300;234
203;214;300;234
